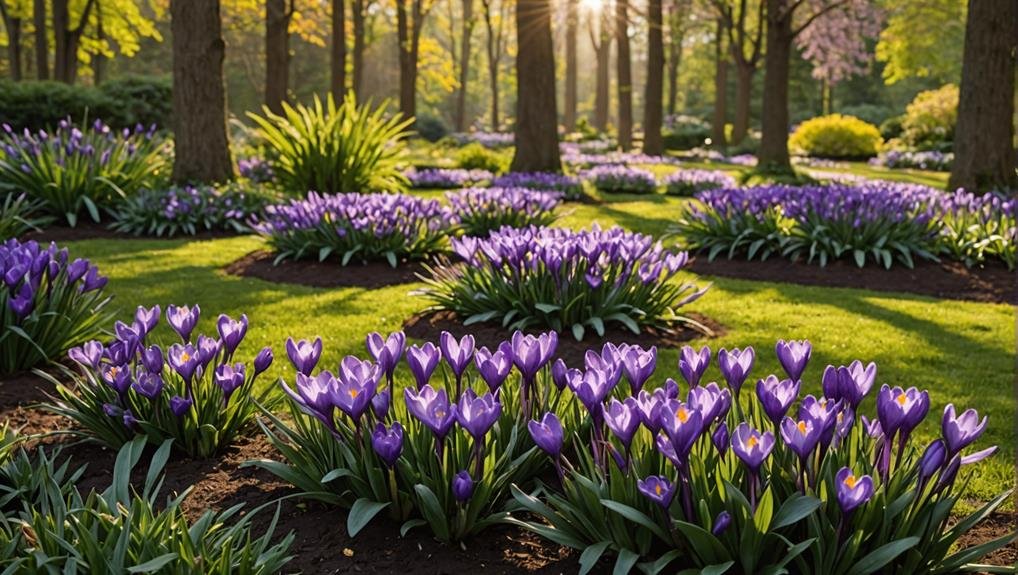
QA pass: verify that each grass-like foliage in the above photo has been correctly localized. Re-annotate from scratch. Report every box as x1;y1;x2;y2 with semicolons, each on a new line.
446;187;562;236
508;340;1015;574
583;165;658;194
0;437;294;574
109;183;278;237
252;192;456;266
936;191;1016;270
0;118;167;226
1;239;112;375
46;304;278;457
248;93;412;195
419;225;708;340
0;192;52;238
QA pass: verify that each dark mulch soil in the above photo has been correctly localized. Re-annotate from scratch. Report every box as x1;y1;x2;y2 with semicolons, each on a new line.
224;250;429;289
1;371;1013;572
404;309;724;366
689;257;1016;305
20;221;241;243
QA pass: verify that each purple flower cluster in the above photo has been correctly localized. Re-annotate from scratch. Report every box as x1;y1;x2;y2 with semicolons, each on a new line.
1;239;106;322
111;184;273;237
871;150;953;171
238;157;276;183
405;168;494;189
663;169;737;196
563;150;679;169
491;172;583;199
445;187;562;235
452;131;514;148
1;118;157;165
582;165;658;194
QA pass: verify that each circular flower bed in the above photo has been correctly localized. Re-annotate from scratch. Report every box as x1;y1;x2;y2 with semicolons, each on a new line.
583;165;658;195
663;169;737;196
445;187;562;236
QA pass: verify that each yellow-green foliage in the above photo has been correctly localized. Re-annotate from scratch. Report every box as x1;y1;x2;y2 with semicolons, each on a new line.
456;143;510;173
901;84;958;149
789;114;883;159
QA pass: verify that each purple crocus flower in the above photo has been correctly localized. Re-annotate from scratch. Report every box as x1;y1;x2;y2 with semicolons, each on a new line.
528;412;564;458
823;361;876;408
371;422;403;468
604;397;641;449
141;345;163;374
366;331;406;380
169;395;193;417
918;439;946;484
717;347;754;393
755;375;800;425
568;367;612;416
134;305;161;335
876;385;928;440
621;345;656;394
678;345;710;387
66;259;89;283
454;389;502;440
286;337;323;376
934;455;962;494
166;304;200;342
405;385;456;439
8;285;33;319
254;347;274;375
941;404;988;457
635;389;666;433
68;340;103;369
406;342;440;389
798;395;839;447
659;400;703;460
835;467;874;514
780;416;823;461
452;471;474;503
775;340;811;381
687;382;731;424
712;511;732;536
102;365;132;395
550;358;573;391
281;371;338;428
80;266;107;292
217;313;248;357
731;422;774;473
167;344;200;383
132;372;164;400
371;389;390;419
214;363;246;403
474;343;513;392
335;356;381;422
712;422;729;455
439;331;475;380
196;335;221;371
637;476;676;509
123;410;138;429
960;446;998;465
510;330;558;382
585;345;624;389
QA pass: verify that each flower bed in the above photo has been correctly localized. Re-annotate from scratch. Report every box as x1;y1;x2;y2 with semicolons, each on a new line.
251;192;456;266
446;187;562;236
110;183;276;237
452;131;514;148
237;156;276;183
418;225;707;339
406;167;494;189
871;150;953;171
663;169;737;196
0;239;111;375
582;165;659;195
491;171;584;200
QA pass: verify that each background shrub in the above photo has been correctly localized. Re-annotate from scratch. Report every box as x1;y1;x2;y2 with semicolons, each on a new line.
901;84;958;150
662;114;711;151
789;114;883;159
414;113;450;142
456;142;510;173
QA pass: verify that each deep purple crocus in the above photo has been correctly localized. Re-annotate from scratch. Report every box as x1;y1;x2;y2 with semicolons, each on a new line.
717;347;754;393
132;372;164;400
167;344;200;383
780;416;822;461
659;400;703;461
254;347;274;375
941;404;988;457
335;356;381;422
775;340;811;381
712;511;732;535
637;475;676;509
918;439;946;484
166;304;200;342
286;337;322;376
621;345;656;394
604;397;641;449
406;342;441;389
68;340;103;370
439;331;475;379
712;422;729;455
196;335;221;371
876;385;928;440
405;385;456;439
281;371;338;427
169;395;193;417
214;363;246;403
452;470;474;503
454;389;502;440
528;412;564;458
371;422;404;467
475;343;513;392
731;422;774;473
550;358;573;391
755;375;800;425
217;313;248;356
835;467;874;513
372;389;390;419
798;395;839;448
823;361;876;407
141;345;163;374
678;346;710;387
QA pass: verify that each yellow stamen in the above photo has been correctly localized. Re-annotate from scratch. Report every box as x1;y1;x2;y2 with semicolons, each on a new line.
843;474;857;489
655;484;662;495
677;407;689;423
747;435;759;448
797;420;809;435
349;389;358;398
109;367;119;377
181;352;191;362
895;393;906;406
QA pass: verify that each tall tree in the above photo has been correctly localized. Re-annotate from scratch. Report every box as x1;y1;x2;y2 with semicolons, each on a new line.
33;0;46;79
511;0;560;171
563;0;578;130
52;0;95;83
711;0;763;145
615;0;633;150
589;7;611;131
642;0;664;154
396;0;433;122
711;17;728;149
480;0;508;129
666;0;691;115
454;0;475;131
949;0;1017;191
0;1;23;80
265;0;294;113
331;0;346;98
351;0;366;95
171;0;233;183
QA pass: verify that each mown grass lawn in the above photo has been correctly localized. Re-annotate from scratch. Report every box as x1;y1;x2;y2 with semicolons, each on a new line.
62;189;1015;509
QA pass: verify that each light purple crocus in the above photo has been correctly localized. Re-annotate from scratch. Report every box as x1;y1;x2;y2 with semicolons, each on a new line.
775;340;811;381
717;347;754;393
406;342;440;389
941;404;988;457
366;331;406;381
510;330;558;383
474;343;513;392
440;331;475;380
68;340;103;370
528;412;564;458
372;422;403;468
214;363;246;404
281;371;338;428
621;345;656;394
731;422;774;474
454;389;502;440
755;375;800;425
405;385;456;439
217;313;248;357
134;305;161;335
687;382;731;424
659;400;703;461
166;304;200;342
167;343;200;384
335;356;381;422
286;337;323;376
132;372;164;400
604;397;641;449
678;345;710;387
822;361;876;408
780;416;822;462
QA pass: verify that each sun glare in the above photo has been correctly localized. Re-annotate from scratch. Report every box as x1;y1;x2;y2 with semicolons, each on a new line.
580;0;603;12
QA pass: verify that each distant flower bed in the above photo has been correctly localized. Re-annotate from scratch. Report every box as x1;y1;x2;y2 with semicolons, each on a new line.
419;224;706;338
237;156;276;183
563;149;679;169
452;131;514;148
0;119;167;226
110;183;277;237
678;147;759;167
663;169;737;196
583;165;658;194
405;167;493;189
1;239;111;375
446;187;562;236
870;150;953;171
676;183;1016;269
492;172;584;200
252;192;456;266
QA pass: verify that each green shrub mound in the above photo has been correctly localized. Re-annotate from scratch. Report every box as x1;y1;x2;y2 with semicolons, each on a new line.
789;114;883;159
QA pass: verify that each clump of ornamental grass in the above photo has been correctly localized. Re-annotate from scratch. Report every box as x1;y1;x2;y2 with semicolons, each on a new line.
508;340;1013;575
0;239;112;375
446;187;562;236
936;191;1016;270
0;192;52;238
0;437;294;574
406;167;494;189
248;93;412;196
45;304;277;458
251;192;457;266
418;225;708;340
491;172;584;200
0;118;168;226
109;183;278;237
583;165;659;194
663;169;736;197
250;329;568;542
0;425;83;515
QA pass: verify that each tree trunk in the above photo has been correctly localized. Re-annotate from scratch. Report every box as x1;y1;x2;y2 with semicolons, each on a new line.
731;62;753;145
265;0;291;114
52;0;93;84
0;5;22;81
454;0;475;131
949;0;1017;192
592;10;610;131
712;18;728;150
34;0;47;79
93;10;105;85
331;0;347;99
564;0;578;131
511;0;561;172
615;0;632;150
396;0;422;122
352;0;365;96
482;0;501;129
758;0;793;171
666;1;685;116
642;0;664;154
171;0;233;184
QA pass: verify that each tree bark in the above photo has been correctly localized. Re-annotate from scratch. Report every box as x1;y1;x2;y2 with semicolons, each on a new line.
171;0;233;184
0;4;22;81
712;18;728;149
352;0;365;96
643;0;664;154
949;0;1017;192
52;0;93;83
481;0;504;129
265;0;292;114
666;0;688;116
396;0;428;123
717;0;764;146
93;9;105;85
564;0;578;130
33;0;47;79
591;10;611;131
454;0;475;131
331;0;347;99
511;0;561;172
758;0;793;170
615;0;633;150
731;62;753;144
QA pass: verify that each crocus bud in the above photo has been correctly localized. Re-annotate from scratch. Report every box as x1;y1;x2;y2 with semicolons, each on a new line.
712;422;730;456
371;422;403;468
528;412;564;458
918;439;947;483
141;345;163;374
711;511;732;535
170;395;193;418
254;346;274;375
452;470;474;503
371;389;391;420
